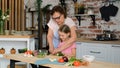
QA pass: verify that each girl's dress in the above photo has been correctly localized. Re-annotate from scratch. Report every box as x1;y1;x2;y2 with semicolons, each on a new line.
58;42;76;55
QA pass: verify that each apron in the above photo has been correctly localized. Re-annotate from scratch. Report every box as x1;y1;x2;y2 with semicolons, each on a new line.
53;30;60;48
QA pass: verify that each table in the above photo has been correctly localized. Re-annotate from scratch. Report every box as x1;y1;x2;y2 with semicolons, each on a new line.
3;54;120;68
3;54;67;68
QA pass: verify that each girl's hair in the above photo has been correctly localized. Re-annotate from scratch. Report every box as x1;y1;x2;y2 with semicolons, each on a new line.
50;5;67;18
59;24;70;34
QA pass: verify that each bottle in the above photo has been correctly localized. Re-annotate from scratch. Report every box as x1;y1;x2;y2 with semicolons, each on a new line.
74;2;79;14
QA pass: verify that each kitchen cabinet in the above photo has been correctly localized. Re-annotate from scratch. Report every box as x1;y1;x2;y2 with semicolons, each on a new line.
0;58;9;68
108;45;120;64
76;42;120;64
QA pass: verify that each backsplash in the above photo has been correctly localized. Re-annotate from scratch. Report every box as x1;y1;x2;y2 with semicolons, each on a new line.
24;0;120;39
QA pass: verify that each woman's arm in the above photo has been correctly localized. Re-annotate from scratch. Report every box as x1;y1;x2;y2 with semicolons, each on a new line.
47;28;55;54
53;26;77;53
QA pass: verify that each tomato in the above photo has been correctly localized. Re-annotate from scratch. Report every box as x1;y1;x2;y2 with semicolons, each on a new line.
58;58;64;63
27;50;32;54
73;61;81;67
24;50;32;55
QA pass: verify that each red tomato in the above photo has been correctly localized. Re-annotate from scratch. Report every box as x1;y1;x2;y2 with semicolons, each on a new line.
27;50;32;54
58;58;64;63
24;50;32;55
73;61;81;67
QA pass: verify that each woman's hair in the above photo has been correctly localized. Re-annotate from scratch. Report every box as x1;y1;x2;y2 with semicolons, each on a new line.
59;24;70;34
50;5;67;18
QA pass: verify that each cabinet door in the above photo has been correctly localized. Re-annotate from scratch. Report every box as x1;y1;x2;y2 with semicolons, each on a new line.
0;58;2;68
0;58;10;68
76;42;109;62
76;42;83;58
109;45;120;64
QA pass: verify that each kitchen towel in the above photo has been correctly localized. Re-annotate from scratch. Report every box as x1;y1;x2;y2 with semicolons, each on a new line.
34;58;65;65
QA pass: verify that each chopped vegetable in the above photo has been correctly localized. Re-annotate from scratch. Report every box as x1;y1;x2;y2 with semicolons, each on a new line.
56;52;64;56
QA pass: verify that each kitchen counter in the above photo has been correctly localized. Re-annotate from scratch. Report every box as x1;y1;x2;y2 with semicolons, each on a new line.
3;54;120;68
77;38;120;45
0;34;36;38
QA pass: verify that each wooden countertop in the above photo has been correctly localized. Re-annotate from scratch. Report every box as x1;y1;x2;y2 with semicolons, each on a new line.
77;38;120;45
3;54;120;68
0;35;36;38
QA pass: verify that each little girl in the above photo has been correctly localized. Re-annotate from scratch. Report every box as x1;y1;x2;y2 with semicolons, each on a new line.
57;24;76;57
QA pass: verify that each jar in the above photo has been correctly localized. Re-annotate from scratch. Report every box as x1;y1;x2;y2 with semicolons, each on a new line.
10;48;16;54
0;48;5;54
87;8;94;15
74;2;79;14
0;49;1;54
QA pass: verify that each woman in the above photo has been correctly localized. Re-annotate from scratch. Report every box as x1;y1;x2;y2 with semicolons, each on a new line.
47;5;77;54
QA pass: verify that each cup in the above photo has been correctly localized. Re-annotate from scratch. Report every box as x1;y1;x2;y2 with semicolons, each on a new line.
11;30;16;35
83;55;95;62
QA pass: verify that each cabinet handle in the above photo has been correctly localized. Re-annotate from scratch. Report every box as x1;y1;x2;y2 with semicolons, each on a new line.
90;51;101;54
112;45;120;48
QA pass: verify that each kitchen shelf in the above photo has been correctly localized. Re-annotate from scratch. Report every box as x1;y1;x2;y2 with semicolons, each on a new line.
75;14;96;26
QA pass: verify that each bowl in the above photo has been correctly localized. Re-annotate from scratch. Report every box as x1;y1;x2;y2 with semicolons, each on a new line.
39;49;48;55
37;49;48;58
83;55;95;62
18;49;27;53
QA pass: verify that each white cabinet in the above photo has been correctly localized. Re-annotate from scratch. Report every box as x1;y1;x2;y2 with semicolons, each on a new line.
108;45;120;64
0;36;35;68
0;58;10;68
76;42;120;64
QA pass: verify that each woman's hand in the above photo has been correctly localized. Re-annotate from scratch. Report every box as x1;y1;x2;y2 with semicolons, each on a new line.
49;46;54;54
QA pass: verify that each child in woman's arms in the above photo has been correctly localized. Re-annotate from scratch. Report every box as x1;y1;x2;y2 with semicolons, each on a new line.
55;24;76;57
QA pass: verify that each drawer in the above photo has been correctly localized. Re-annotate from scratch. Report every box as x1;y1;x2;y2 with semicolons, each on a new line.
85;47;106;57
76;42;110;62
81;43;108;61
84;46;107;61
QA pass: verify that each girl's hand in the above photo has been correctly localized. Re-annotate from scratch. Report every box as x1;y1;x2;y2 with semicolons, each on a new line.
52;48;60;54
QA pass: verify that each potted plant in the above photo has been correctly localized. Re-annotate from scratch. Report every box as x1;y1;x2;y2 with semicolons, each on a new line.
42;4;51;31
78;3;85;14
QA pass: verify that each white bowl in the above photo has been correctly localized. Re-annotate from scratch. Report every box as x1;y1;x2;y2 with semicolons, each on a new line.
83;55;95;62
